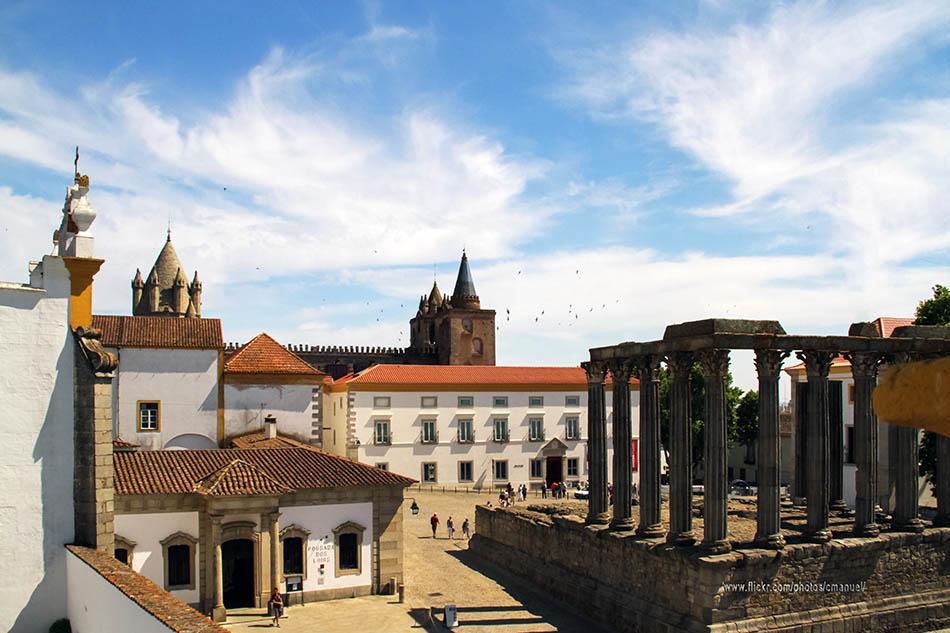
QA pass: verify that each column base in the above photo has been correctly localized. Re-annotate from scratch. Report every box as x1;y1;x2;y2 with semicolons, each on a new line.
701;538;731;554
853;522;880;538
830;499;850;513
933;515;950;528
212;606;227;623
585;512;610;526
753;532;786;549
636;523;666;538
806;528;832;543
667;530;695;546
610;517;635;532
892;518;925;533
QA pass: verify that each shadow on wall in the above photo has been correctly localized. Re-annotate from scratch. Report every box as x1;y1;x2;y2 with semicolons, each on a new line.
11;338;74;633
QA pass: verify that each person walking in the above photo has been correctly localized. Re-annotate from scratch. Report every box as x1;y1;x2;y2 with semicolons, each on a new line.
541;483;547;499
447;516;455;539
430;513;440;538
268;587;283;628
462;518;471;539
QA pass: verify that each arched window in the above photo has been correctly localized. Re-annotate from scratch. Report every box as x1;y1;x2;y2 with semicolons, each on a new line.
332;521;366;577
160;532;197;591
280;524;311;579
114;535;136;566
472;338;483;355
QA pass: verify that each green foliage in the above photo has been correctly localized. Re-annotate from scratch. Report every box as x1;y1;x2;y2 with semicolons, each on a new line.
49;619;71;633
914;283;949;488
735;390;759;447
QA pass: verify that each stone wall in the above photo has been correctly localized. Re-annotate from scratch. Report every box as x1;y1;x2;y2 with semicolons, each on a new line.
472;506;950;633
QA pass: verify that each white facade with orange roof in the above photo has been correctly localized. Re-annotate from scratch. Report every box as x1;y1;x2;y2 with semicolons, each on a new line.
323;364;649;491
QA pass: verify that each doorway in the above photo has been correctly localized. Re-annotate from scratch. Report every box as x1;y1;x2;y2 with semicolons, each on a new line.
222;539;255;609
545;456;563;487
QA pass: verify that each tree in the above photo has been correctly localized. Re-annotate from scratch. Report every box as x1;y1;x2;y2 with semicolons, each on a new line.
735;390;759;464
658;362;743;478
914;284;949;489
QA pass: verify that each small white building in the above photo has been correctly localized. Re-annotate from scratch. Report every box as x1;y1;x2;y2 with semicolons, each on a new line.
323;364;643;491
223;332;327;446
93;314;224;450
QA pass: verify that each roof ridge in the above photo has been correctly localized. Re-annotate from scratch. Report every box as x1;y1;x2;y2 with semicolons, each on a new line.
193;458;293;496
224;332;322;375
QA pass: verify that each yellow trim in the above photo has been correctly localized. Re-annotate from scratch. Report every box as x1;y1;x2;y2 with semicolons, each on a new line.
217;350;225;446
62;257;104;330
136;400;161;433
347;382;637;392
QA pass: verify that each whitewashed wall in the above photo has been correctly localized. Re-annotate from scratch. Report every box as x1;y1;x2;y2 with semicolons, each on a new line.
281;502;373;593
111;348;218;450
352;387;640;488
224;383;318;443
114;511;201;605
0;255;74;633
66;550;173;633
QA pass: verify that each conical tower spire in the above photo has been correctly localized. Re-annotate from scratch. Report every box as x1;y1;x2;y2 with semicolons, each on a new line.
451;250;480;309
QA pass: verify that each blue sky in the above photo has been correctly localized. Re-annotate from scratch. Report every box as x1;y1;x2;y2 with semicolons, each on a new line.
1;1;949;392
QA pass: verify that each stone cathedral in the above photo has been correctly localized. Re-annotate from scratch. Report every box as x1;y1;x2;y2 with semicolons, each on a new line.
130;230;202;317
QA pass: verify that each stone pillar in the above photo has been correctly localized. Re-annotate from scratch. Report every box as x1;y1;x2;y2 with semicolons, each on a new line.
635;354;665;538
582;361;610;525
609;359;635;531
829;381;848;511
935;434;950;527
850;352;881;537
793;381;809;501
796;350;834;543
667;352;695;546
698;349;730;554
211;514;226;622
269;511;281;592
754;349;787;549
893;427;925;533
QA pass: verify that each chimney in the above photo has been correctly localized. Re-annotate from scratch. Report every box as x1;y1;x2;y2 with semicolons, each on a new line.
264;414;278;439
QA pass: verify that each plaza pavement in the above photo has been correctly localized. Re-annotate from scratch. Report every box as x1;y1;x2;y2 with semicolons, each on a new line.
225;490;606;633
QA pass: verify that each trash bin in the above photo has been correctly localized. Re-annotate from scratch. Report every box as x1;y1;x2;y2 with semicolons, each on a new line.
444;604;458;629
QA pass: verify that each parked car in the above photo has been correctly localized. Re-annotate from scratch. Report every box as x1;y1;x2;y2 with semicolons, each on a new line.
729;479;754;496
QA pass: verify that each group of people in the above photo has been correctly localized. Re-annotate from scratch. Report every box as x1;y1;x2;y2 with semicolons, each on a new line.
497;483;530;507
542;480;568;499
430;513;471;539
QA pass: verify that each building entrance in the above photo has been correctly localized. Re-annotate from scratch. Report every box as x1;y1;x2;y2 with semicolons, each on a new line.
222;538;255;609
546;456;563;487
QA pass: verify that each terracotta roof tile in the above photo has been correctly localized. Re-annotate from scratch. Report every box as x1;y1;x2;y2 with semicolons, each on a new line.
229;431;307;450
92;315;222;350
115;447;414;496
225;333;323;376
66;545;227;633
193;459;293;496
345;364;638;387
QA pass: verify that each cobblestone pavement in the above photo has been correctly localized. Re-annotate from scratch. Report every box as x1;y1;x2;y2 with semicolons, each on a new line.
226;490;605;633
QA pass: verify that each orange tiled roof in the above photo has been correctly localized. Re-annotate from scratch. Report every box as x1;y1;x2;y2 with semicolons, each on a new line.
115;447;414;496
92;315;223;350
345;364;638;387
229;430;308;449
193;459;293;496
225;333;323;376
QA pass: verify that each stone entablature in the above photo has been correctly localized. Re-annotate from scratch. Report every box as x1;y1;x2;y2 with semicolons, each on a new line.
473;506;950;633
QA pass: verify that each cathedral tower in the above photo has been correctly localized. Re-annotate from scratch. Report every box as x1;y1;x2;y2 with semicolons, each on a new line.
132;231;202;317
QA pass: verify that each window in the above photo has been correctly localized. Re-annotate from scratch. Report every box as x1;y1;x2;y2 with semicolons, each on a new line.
565;416;581;440
422;462;437;483
530;459;543;479
375;462;389;471
459;461;473;482
567;458;579;477
422;419;438;443
457;419;474;443
114;536;135;567
458;396;474;408
472;338;484;355
137;401;160;432
493;418;509;442
494;460;509;481
848;384;855;404
160;532;197;591
283;537;304;575
528;396;544;408
115;548;129;565
421;396;438;408
529;417;545;441
493;396;508;408
374;420;391;445
373;396;391;409
565;395;580;407
845;426;855;464
462;318;473;333
333;521;366;577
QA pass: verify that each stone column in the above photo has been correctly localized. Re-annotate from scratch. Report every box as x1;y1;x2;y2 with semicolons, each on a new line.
635;354;665;538
211;514;226;622
609;359;635;531
793;381;809;501
829;381;848;512
891;352;925;533
849;352;881;537
269;511;281;592
935;434;950;527
698;349;730;554
754;349;787;549
583;361;610;525
796;350;834;543
667;352;695;546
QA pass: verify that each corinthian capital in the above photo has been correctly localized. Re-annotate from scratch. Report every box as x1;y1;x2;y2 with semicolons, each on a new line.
632;354;663;383
607;358;635;383
666;351;694;380
754;349;790;380
582;360;607;384
795;350;836;378
697;349;730;379
845;351;881;379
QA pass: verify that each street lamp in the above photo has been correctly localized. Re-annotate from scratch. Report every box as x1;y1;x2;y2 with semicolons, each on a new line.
408;498;419;515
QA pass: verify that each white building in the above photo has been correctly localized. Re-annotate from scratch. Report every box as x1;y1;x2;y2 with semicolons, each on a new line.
323;364;644;490
93;314;224;450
